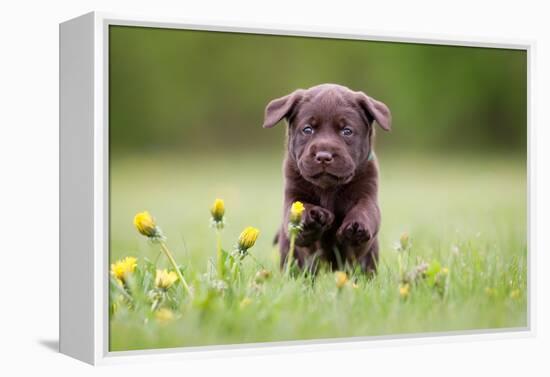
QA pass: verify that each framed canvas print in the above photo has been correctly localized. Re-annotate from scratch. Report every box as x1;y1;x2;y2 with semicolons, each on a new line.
59;12;533;365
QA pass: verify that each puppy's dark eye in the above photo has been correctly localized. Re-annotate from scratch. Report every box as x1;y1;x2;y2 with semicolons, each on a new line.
302;126;314;135
341;127;353;136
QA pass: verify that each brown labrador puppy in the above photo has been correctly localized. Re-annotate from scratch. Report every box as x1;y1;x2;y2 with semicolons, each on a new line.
263;83;391;273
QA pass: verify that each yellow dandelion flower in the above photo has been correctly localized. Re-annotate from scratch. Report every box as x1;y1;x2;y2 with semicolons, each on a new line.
155;308;174;323
510;289;520;299
441;267;449;275
237;226;260;252
399;232;409;251
110;256;137;284
210;198;225;223
335;271;349;289
155;269;178;290
285;202;305;276
399;283;410;299
240;297;252;309
289;201;305;225
133;211;158;238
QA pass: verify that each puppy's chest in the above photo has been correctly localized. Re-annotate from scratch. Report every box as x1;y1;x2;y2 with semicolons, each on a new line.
316;190;350;220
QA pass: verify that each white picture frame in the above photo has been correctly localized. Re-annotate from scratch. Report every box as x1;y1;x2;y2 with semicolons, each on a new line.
59;11;535;365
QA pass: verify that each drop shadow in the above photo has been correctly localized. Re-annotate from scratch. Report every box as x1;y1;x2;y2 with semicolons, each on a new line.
38;339;59;352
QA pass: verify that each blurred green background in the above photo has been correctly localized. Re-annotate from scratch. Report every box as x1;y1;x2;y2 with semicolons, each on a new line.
109;26;527;157
108;26;527;350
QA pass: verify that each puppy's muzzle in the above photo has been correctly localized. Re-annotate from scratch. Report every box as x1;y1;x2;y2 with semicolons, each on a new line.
314;151;334;165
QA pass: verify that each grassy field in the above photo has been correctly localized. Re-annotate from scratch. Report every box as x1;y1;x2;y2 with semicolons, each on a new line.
109;151;527;351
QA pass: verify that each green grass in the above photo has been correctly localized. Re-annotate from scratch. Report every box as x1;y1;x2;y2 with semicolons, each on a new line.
109;152;527;351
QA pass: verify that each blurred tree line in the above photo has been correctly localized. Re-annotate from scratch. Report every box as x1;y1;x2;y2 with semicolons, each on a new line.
109;26;527;158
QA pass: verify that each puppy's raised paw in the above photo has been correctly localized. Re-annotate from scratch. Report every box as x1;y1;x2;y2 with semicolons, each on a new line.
302;206;334;232
337;220;371;246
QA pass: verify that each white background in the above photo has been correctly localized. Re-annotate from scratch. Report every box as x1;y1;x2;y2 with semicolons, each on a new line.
0;0;548;375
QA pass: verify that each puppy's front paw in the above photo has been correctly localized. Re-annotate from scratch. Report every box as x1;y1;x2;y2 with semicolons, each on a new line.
337;220;371;246
302;206;334;232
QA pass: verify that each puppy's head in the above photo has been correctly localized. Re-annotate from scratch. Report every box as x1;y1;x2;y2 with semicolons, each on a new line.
263;84;391;189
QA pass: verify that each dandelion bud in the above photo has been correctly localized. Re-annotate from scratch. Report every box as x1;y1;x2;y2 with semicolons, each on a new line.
399;232;410;251
289;201;305;226
451;245;460;255
239;297;252;309
335;271;349;289
255;269;272;283
134;211;161;239
155;308;174;323
210;198;225;223
110;256;137;285
399;283;410;299
237;226;260;254
155;269;178;290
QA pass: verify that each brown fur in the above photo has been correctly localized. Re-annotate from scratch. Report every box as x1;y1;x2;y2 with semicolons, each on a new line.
262;84;392;273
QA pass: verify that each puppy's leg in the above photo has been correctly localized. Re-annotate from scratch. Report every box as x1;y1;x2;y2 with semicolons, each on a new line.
279;203;334;269
358;238;379;275
277;230;321;271
296;204;334;246
336;199;380;273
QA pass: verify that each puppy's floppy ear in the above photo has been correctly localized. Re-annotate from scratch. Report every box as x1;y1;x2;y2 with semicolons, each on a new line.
355;91;392;131
262;89;305;128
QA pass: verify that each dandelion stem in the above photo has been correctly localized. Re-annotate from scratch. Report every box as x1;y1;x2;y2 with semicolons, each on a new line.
397;253;403;280
230;255;240;284
159;241;192;297
286;231;297;277
216;229;224;279
248;253;265;270
110;277;134;302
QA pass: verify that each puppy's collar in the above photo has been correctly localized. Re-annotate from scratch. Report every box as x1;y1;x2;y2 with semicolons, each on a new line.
367;151;376;161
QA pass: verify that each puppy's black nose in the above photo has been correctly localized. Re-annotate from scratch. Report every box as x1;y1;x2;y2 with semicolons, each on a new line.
315;151;333;164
